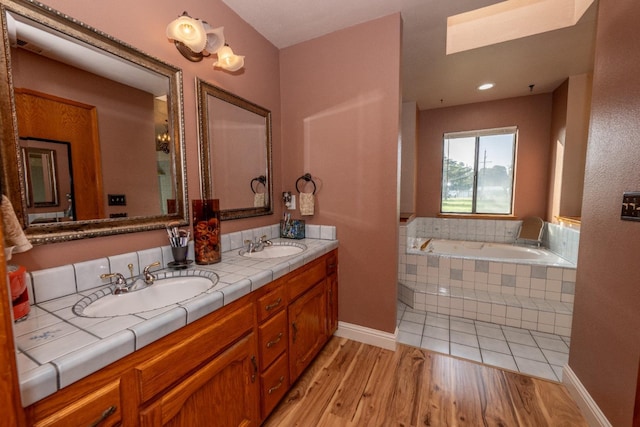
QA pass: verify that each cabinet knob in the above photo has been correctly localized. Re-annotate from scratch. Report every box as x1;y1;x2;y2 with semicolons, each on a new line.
265;297;282;312
87;405;117;427
268;376;285;395
266;332;283;348
250;355;258;383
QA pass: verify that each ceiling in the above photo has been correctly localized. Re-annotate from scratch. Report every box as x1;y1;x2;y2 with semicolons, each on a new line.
221;0;598;110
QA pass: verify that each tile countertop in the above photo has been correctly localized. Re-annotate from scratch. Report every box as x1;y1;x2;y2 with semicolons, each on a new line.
14;237;338;407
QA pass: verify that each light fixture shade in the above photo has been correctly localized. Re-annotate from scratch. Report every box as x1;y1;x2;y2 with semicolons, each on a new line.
166;14;207;53
213;45;245;72
203;24;225;54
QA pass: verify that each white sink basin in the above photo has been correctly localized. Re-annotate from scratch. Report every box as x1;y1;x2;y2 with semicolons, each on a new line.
76;275;217;317
240;243;306;259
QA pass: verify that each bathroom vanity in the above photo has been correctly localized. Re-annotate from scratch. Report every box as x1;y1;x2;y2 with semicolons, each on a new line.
22;249;338;426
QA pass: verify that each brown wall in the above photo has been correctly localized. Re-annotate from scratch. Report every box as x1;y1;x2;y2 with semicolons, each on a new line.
280;14;402;333
11;0;282;271
417;94;553;219
569;1;640;425
547;79;569;222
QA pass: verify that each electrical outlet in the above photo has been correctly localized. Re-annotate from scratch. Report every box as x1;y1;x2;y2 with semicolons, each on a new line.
108;194;126;206
288;195;296;210
621;192;640;221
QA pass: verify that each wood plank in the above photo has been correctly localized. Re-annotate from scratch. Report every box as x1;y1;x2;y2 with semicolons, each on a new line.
267;339;589;426
263;336;345;425
326;341;380;420
348;344;399;425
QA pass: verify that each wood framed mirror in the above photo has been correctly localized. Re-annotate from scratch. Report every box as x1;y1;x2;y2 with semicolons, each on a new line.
196;78;273;220
0;0;188;244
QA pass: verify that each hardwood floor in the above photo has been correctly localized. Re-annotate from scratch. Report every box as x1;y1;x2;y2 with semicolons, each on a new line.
264;337;587;426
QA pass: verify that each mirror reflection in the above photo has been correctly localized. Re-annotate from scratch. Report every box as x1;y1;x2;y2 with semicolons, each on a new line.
20;138;70;217
196;79;273;220
0;0;188;243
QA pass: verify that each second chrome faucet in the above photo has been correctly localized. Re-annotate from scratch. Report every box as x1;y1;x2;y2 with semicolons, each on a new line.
100;261;161;294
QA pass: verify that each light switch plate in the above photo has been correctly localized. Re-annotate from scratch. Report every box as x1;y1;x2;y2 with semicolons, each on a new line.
621;192;640;221
108;194;126;206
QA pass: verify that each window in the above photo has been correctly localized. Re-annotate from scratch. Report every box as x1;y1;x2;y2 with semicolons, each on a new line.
441;127;516;214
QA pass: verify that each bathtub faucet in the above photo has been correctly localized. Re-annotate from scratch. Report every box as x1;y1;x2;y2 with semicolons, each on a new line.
419;238;432;251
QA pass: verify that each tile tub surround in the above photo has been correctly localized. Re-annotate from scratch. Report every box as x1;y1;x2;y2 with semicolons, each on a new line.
403;216;580;266
398;218;576;337
14;223;337;406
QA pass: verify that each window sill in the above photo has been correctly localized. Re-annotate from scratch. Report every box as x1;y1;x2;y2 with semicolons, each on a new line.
437;213;518;220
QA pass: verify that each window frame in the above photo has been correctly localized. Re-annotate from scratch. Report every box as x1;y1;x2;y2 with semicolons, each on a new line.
440;126;518;215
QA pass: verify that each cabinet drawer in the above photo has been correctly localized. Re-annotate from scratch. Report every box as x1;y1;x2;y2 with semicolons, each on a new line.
287;258;326;301
33;380;121;427
257;284;286;322
134;303;254;403
260;353;289;420
258;310;287;369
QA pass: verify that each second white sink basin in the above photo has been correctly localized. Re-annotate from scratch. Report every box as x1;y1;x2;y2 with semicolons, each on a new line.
76;273;218;317
240;242;306;258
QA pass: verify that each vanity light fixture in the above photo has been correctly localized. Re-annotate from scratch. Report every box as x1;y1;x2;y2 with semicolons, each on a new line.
166;12;244;71
213;44;245;72
478;83;494;90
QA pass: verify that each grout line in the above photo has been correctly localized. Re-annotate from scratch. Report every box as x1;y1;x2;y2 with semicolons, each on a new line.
397;303;565;382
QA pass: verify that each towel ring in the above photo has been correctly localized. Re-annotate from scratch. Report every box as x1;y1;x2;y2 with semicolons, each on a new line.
250;175;266;194
295;173;316;195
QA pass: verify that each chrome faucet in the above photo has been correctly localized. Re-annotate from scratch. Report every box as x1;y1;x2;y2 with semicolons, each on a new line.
259;235;272;247
100;272;129;294
244;235;272;253
143;261;161;285
243;239;260;253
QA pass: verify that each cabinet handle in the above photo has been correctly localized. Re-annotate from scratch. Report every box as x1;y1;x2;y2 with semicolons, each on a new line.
251;355;258;383
265;297;282;312
268;376;285;395
87;405;117;427
292;322;298;343
266;332;283;348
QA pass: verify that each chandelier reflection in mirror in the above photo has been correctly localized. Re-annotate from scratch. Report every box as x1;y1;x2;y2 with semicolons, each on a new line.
156;120;171;154
166;12;245;72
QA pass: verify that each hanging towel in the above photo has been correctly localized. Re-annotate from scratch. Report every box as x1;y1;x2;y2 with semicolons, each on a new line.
1;195;32;259
253;192;265;207
299;192;315;216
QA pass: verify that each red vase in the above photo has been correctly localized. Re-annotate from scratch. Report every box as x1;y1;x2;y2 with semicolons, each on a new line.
192;199;221;264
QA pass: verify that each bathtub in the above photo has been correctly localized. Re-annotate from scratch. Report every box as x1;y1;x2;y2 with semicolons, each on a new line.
398;219;576;336
409;239;573;267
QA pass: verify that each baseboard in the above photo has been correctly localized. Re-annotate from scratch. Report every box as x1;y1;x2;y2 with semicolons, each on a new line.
562;365;612;427
334;321;397;350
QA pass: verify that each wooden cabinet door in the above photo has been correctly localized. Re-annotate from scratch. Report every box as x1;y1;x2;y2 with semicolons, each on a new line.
327;271;339;335
288;281;328;382
139;333;259;427
326;249;338;335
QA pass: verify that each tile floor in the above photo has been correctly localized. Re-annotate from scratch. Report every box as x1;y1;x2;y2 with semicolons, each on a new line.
397;302;570;382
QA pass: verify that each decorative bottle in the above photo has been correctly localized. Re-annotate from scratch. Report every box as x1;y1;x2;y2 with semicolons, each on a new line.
192;199;221;264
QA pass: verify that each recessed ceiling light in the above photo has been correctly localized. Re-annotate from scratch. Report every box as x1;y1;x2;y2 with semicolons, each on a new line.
478;83;494;90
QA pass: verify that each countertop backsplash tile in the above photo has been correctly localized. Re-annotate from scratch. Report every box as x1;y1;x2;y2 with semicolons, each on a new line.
31;265;76;303
73;258;110;293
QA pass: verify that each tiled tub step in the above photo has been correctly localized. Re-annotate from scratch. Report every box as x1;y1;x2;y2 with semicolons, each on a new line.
398;281;573;337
